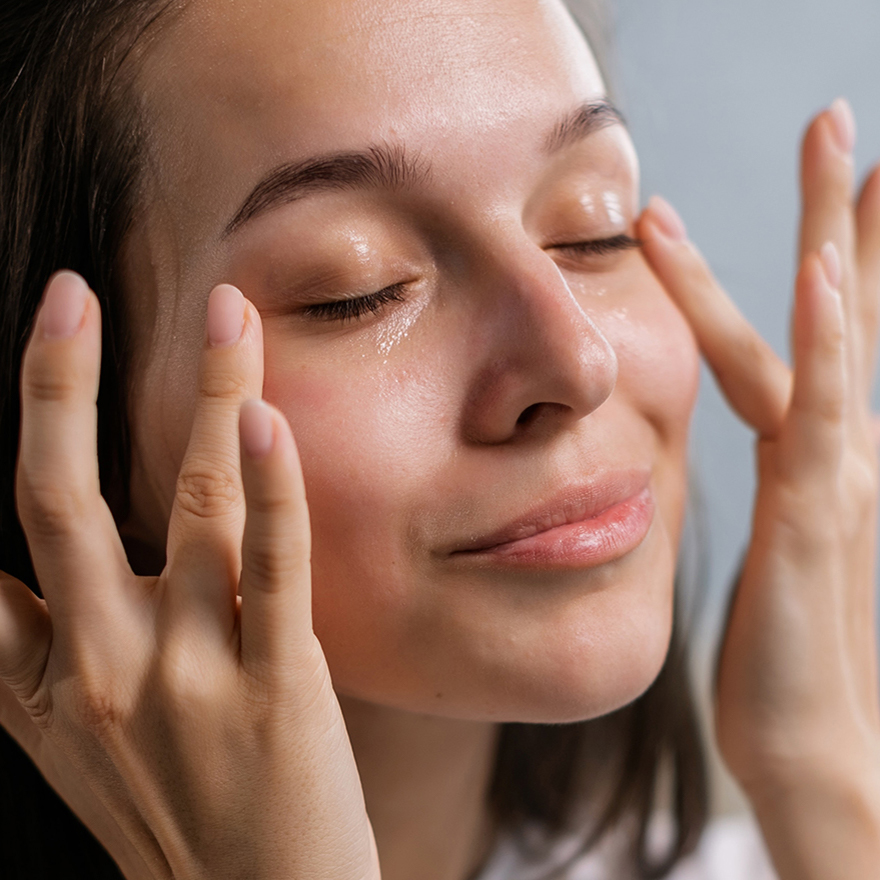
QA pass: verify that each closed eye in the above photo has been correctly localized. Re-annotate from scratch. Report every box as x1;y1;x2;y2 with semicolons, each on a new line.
552;233;643;257
301;282;408;323
298;235;639;323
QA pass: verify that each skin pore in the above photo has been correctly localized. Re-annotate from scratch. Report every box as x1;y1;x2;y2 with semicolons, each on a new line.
117;0;698;877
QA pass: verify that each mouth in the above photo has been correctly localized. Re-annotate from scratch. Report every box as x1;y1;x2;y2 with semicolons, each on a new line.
448;470;654;570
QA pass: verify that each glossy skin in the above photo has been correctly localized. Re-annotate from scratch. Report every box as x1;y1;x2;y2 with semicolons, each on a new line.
1;1;880;879
122;0;697;723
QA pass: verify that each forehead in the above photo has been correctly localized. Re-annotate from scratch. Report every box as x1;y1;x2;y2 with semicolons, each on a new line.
134;0;605;246
143;0;601;138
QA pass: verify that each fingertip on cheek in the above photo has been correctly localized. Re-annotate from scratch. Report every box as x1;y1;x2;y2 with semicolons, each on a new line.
207;284;246;347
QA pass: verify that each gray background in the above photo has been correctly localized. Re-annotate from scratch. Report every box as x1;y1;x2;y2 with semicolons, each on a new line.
599;0;880;811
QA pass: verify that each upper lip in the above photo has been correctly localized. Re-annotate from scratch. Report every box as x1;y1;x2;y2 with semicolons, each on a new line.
449;468;651;554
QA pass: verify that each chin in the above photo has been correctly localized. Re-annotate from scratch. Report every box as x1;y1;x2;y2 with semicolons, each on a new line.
472;538;679;725
484;601;675;725
524;626;674;725
323;519;681;725
342;584;675;727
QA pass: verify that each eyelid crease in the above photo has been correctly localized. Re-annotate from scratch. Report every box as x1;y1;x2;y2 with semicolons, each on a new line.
262;257;419;309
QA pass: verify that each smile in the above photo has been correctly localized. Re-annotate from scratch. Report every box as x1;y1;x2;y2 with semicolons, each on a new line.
448;471;655;570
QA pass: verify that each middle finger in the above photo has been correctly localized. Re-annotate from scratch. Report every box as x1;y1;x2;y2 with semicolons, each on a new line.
164;285;264;637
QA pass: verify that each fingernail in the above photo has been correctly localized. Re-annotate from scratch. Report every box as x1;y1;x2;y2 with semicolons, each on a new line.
207;285;245;347
829;98;856;154
820;241;842;289
240;399;275;458
647;195;687;241
41;272;89;340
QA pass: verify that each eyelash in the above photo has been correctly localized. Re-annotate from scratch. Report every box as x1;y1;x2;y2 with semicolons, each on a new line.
554;232;643;257
302;282;408;323
301;235;641;323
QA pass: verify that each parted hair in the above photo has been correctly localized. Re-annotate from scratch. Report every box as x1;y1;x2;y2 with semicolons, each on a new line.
0;1;709;877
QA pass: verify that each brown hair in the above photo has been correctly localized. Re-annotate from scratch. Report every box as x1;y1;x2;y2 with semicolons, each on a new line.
0;2;707;877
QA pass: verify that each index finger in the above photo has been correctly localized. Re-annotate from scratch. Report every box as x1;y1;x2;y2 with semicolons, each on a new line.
639;197;792;438
15;272;132;627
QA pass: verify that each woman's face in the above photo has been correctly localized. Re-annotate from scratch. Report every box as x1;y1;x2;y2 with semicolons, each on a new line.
123;0;699;722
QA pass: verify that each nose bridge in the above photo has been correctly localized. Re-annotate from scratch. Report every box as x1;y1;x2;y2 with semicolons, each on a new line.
511;250;611;368
462;234;619;443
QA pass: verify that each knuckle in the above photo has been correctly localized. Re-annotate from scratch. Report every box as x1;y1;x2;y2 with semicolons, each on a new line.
775;475;838;529
794;385;845;427
199;366;251;403
239;678;274;719
67;683;126;739
244;636;330;711
842;455;878;515
242;544;281;587
175;465;240;521
827;318;846;348
245;488;289;518
16;475;90;539
23;360;82;404
777;506;837;558
156;644;220;708
814;396;846;425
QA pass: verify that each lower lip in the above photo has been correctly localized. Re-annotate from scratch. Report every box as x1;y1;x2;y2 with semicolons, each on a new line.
454;488;655;570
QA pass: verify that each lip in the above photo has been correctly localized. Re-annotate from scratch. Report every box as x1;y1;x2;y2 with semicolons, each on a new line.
448;470;654;570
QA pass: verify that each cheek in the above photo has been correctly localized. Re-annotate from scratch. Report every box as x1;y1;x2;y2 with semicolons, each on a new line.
598;275;699;552
264;354;439;483
260;335;465;689
260;333;450;583
264;358;404;518
608;282;700;447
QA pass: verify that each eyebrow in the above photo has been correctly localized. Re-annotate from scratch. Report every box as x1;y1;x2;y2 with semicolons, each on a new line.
222;98;624;238
544;98;625;154
222;143;430;237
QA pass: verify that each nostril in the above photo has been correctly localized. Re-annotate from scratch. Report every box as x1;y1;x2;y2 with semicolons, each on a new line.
516;403;541;426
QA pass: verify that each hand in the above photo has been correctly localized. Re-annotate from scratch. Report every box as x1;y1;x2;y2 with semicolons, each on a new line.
639;100;880;878
0;277;379;880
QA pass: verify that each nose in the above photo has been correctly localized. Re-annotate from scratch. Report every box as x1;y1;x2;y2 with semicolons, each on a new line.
461;245;618;445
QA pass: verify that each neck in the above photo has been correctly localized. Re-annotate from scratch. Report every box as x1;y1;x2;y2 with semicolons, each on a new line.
338;696;500;880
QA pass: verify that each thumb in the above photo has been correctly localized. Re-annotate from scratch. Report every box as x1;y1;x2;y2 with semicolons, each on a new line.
0;572;51;706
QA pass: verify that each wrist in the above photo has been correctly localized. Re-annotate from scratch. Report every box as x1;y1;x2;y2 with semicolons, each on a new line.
745;754;880;880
